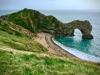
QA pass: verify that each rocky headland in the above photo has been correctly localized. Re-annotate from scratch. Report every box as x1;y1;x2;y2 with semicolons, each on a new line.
0;8;93;39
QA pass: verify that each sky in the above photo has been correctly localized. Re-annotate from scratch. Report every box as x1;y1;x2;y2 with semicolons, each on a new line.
0;0;100;11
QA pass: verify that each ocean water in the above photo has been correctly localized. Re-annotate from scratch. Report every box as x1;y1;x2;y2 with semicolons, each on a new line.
0;10;19;16
39;10;100;62
0;10;100;62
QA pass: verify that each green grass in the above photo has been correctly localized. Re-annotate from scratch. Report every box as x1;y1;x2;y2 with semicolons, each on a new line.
8;9;37;33
0;50;100;75
0;30;47;52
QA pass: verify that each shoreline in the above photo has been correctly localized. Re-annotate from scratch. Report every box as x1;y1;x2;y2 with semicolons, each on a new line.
50;35;78;58
52;36;100;63
32;32;100;63
33;32;78;59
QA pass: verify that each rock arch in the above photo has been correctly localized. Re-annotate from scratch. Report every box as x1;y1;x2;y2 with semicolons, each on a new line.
62;20;93;39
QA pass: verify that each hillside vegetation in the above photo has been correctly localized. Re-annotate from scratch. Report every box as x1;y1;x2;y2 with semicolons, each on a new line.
1;8;62;34
0;48;100;75
0;30;47;53
0;8;99;75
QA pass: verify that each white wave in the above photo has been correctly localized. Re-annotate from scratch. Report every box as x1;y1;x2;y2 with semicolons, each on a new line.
52;38;100;63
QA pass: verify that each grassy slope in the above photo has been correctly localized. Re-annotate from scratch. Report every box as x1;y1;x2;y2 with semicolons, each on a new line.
0;30;100;75
7;8;42;33
0;50;100;75
0;30;47;53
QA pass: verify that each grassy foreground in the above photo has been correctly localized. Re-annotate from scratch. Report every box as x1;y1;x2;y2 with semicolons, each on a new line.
0;50;100;75
0;31;100;75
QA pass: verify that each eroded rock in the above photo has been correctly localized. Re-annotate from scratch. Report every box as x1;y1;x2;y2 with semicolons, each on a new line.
62;20;93;39
0;8;93;39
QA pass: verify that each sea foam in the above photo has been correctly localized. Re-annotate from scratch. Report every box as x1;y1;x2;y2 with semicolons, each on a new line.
52;38;100;63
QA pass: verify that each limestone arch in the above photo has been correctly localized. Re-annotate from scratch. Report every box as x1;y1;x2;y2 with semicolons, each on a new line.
64;20;93;39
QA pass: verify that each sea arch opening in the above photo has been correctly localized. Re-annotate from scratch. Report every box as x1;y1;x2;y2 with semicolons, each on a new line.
74;29;82;39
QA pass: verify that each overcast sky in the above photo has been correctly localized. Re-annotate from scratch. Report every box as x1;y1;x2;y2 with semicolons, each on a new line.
0;0;100;10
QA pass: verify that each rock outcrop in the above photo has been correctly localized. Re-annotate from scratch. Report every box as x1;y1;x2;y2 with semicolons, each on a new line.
0;8;93;39
63;20;93;39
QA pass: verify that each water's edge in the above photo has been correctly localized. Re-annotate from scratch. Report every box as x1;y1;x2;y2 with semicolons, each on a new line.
52;38;100;63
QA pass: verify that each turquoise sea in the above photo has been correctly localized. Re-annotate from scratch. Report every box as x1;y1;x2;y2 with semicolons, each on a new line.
0;10;100;62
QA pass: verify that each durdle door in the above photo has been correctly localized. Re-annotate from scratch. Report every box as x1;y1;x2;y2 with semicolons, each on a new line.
0;8;93;39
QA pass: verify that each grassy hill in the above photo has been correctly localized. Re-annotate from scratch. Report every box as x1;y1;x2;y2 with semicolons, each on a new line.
0;8;64;35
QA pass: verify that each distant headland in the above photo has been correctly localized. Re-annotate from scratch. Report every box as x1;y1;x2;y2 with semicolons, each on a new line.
0;8;93;39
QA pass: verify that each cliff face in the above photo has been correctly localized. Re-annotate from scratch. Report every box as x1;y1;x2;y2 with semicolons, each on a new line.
0;8;93;39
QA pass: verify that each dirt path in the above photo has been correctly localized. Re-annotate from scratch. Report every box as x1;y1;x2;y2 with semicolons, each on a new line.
0;46;50;57
0;46;33;55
